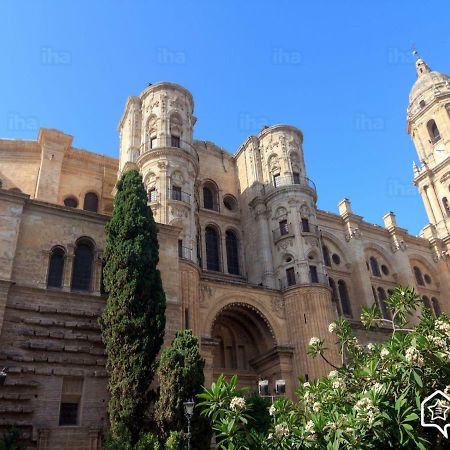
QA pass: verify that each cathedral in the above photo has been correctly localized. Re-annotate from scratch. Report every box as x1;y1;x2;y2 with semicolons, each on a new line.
0;57;450;449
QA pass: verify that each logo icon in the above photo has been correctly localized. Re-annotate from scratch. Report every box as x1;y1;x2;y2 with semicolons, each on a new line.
421;390;450;438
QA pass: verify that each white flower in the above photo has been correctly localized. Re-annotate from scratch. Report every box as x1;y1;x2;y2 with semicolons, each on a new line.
328;370;338;379
332;378;345;390
275;422;289;437
328;322;337;333
309;337;321;347
312;402;321;412
269;404;276;416
380;348;389;358
305;420;315;434
304;391;311;401
405;346;424;367
367;343;375;351
229;396;245;412
345;427;354;433
445;385;450;395
436;319;450;336
326;421;337;431
428;335;447;350
354;397;380;428
372;382;384;393
268;433;273;440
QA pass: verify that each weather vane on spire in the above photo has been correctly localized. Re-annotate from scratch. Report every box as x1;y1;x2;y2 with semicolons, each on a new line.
412;44;420;60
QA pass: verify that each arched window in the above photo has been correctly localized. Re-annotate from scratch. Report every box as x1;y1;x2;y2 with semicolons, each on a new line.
83;192;99;213
47;247;65;288
323;246;331;267
443;197;450;216
203;186;213;209
71;239;94;291
427;119;441;142
413;266;425;286
170;113;182;148
369;256;381;277
338;280;352;317
225;230;240;275
329;278;341;315
64;197;78;208
377;287;390;319
432;297;441;316
205;226;220;271
422;295;432;310
203;182;218;211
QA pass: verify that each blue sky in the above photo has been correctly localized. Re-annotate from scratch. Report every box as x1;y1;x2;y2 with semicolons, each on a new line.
1;1;449;235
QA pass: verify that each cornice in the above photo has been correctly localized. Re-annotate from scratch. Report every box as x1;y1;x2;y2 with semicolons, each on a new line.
264;184;317;203
258;124;303;142
136;147;199;173
25;198;110;225
139;82;194;109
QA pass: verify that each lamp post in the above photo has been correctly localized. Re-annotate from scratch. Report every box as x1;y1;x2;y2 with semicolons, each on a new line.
0;367;8;386
183;399;194;450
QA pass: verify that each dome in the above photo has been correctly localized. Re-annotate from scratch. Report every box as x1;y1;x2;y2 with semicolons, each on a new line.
409;58;450;104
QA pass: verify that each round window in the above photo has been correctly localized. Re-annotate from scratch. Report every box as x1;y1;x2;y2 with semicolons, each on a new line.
223;195;237;211
381;264;389;276
332;254;341;265
64;197;78;208
424;274;432;285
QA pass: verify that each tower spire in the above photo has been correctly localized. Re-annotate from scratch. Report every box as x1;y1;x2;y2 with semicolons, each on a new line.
412;46;431;78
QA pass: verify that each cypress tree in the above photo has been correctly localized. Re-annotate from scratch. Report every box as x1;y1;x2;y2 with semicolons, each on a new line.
99;169;166;446
155;330;211;449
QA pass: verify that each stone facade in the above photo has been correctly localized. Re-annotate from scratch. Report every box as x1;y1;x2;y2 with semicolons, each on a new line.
1;59;450;448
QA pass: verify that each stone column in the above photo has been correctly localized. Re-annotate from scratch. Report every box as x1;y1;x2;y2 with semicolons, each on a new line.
63;244;74;291
428;183;445;224
158;161;169;224
39;250;51;288
221;233;228;274
253;201;275;288
338;199;374;313
93;250;104;295
420;185;437;224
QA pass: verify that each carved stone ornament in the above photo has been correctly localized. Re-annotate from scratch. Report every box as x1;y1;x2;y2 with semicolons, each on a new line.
344;228;361;242
300;204;310;217
278;238;294;251
171;206;187;219
391;240;407;253
271;296;286;319
172;170;184;185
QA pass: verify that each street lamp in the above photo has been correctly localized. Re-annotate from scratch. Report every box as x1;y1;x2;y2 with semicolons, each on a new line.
0;367;8;386
183;399;195;450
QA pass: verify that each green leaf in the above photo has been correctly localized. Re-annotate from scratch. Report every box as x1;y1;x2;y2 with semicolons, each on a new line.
413;371;423;387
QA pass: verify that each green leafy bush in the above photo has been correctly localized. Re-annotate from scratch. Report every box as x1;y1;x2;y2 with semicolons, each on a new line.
0;428;25;450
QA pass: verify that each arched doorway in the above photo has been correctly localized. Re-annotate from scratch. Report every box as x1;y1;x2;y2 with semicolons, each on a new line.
210;303;284;391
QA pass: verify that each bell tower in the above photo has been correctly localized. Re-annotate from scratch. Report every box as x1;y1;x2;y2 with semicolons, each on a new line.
408;55;450;244
118;82;199;262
